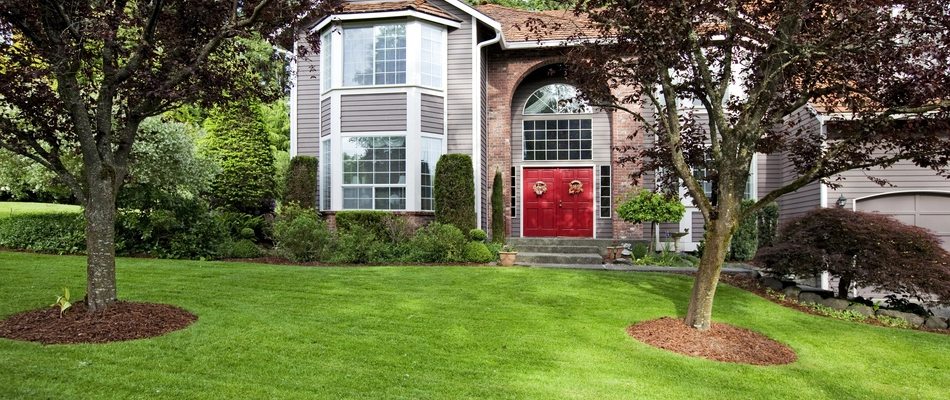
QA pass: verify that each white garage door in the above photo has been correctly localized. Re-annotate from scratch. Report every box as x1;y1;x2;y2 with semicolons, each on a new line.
855;193;950;253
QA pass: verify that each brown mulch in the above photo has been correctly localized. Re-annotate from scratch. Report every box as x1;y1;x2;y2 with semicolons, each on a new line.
0;301;196;345
628;317;797;365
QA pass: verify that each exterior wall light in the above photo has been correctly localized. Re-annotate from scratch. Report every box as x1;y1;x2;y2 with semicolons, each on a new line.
836;194;847;208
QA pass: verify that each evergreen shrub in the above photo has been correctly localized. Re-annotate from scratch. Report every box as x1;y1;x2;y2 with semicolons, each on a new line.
330;225;389;264
284;155;318;209
0;212;85;254
434;154;476;234
491;170;506;243
230;239;262;258
464;241;494;263
729;199;758;261
756;202;779;249
470;229;487;242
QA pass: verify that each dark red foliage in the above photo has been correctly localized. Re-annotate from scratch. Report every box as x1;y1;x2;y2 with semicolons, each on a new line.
755;207;950;304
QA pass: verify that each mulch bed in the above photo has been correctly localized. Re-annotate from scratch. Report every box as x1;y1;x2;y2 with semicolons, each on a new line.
627;317;797;365
0;301;196;345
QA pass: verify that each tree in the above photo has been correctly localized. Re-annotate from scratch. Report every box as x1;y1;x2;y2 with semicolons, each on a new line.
615;189;686;251
755;207;950;304
0;0;326;312
467;0;570;11
557;1;950;329
204;99;277;215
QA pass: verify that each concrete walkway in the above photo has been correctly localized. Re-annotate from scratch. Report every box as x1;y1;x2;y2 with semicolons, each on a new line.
519;262;760;276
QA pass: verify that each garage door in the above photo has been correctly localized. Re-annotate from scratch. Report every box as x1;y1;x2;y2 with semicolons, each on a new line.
855;192;950;253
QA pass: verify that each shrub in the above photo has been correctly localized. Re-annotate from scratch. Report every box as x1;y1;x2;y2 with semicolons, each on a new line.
335;210;392;240
406;222;468;263
216;211;269;243
272;206;331;262
330;225;389;264
380;214;420;244
115;191;228;259
0;212;85;254
754;207;950;304
434;154;476;234
464;241;494;263
631;243;649;259
203;98;277;215
729;199;758;261
491;169;506;243
283;155;318;209
470;229;487;242
230;239;262;258
756;202;779;249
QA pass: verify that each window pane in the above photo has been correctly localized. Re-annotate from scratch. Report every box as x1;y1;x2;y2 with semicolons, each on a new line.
523;84;592;115
343;27;373;86
420;137;442;211
521;119;594;161
341;136;408;210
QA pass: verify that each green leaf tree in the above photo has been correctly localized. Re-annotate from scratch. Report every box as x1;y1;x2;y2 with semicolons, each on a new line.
615;189;686;251
0;0;327;312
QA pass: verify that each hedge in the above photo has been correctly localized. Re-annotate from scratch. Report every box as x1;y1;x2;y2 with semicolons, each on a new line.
284;155;319;209
0;212;86;254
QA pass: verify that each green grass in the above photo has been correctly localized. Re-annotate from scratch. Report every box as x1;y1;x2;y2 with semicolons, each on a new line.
0;201;81;218
1;251;948;399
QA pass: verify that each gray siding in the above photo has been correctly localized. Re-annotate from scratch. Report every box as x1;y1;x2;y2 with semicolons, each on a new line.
340;93;408;132
320;98;332;137
445;12;474;154
774;106;824;223
421;94;445;134
830;160;950;206
296;40;322;157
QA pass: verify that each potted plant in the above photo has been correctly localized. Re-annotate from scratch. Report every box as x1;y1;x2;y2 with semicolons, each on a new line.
498;243;518;266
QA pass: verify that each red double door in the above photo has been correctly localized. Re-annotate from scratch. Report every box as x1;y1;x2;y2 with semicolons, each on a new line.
523;168;594;237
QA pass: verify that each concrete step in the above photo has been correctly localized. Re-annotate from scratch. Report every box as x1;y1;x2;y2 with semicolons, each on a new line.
514;244;601;254
515;252;604;266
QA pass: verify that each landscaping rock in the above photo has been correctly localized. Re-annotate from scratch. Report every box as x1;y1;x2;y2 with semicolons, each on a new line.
904;313;926;326
798;292;823;305
820;298;850;311
782;286;802;299
924;316;949;330
876;309;926;326
761;277;784;291
846;305;875;317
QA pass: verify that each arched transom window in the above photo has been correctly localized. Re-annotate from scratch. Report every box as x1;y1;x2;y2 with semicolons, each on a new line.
522;83;593;161
523;84;591;115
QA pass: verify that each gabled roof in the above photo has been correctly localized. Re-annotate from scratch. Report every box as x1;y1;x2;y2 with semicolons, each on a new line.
339;0;461;22
475;4;599;45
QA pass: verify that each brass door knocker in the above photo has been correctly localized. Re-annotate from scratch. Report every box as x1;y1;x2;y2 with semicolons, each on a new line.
533;181;547;195
568;180;583;194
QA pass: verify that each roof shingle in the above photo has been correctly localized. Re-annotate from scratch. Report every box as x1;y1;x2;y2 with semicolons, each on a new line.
338;0;460;22
475;4;599;44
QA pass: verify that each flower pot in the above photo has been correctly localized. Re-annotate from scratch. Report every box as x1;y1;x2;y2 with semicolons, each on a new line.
606;246;618;261
499;251;518;266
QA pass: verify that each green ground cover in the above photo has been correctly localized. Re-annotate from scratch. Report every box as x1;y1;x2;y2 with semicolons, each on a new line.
1;251;948;399
0;202;81;217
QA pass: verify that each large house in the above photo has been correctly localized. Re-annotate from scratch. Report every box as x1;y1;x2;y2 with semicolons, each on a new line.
291;0;950;251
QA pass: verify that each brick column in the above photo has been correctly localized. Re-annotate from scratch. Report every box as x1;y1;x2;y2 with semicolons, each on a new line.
611;83;645;239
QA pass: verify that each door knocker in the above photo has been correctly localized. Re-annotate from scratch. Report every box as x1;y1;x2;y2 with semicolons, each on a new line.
568;180;583;194
533;181;547;196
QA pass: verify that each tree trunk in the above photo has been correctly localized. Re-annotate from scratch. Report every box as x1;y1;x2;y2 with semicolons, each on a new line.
684;219;735;330
84;175;118;313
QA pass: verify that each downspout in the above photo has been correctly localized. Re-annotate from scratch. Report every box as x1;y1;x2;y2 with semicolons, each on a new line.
472;21;502;229
817;116;831;291
276;46;298;157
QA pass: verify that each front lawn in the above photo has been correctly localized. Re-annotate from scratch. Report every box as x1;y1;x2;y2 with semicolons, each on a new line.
0;201;81;218
1;251;947;399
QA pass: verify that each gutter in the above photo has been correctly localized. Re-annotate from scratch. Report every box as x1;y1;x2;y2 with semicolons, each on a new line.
472;19;502;230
